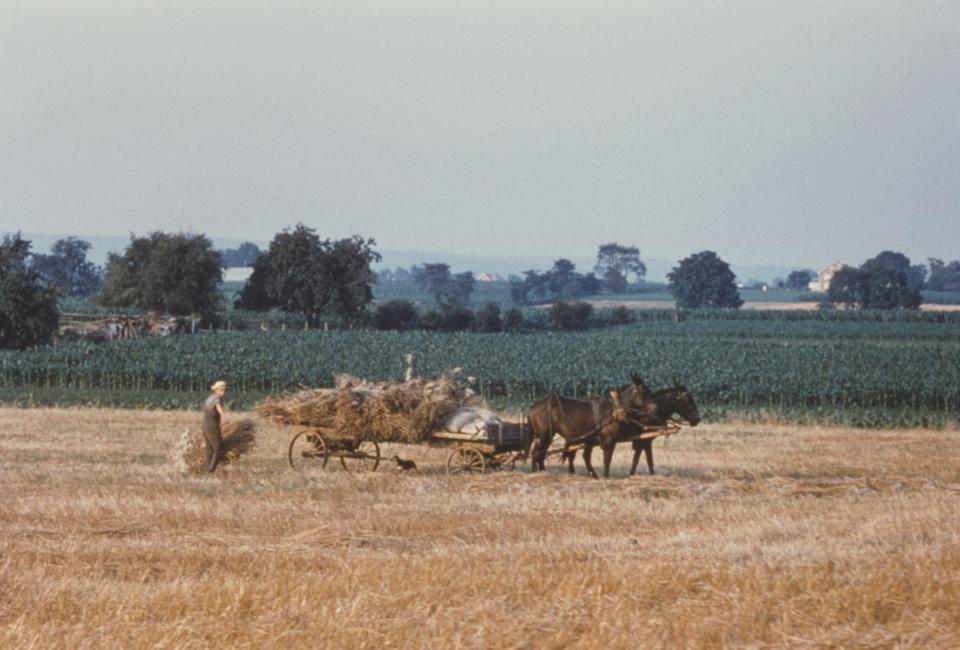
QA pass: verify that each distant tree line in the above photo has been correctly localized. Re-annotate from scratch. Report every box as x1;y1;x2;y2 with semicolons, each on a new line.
218;242;262;268
372;299;622;332
7;222;960;351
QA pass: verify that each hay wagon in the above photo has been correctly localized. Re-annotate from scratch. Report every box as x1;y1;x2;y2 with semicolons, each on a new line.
287;418;531;475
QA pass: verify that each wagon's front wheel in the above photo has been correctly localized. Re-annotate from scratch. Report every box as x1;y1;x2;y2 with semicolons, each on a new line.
288;430;329;473
447;447;486;475
340;440;380;472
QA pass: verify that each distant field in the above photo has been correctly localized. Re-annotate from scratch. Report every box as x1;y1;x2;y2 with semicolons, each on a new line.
2;408;958;648
5;317;960;426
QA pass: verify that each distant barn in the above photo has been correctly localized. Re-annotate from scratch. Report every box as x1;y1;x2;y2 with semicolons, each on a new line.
808;260;843;292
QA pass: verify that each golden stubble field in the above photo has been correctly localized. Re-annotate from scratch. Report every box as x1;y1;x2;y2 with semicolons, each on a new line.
1;408;959;649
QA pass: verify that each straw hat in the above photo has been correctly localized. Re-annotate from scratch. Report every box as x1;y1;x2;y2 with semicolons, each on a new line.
211;380;228;391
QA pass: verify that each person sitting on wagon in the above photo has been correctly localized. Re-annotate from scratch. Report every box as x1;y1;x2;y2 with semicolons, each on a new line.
202;380;228;472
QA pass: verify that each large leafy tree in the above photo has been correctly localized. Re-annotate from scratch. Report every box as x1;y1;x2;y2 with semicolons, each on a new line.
321;235;383;322
0;234;59;349
31;237;101;296
785;269;815;291
99;232;223;317
236;225;380;325
594;243;646;293
861;250;926;291
668;251;743;309
828;263;921;309
827;266;868;307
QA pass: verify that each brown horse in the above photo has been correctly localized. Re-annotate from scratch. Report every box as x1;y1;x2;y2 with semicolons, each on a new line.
628;380;700;475
579;379;701;476
528;375;658;478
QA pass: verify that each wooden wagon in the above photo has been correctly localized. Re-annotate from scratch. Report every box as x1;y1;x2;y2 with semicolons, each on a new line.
287;418;531;475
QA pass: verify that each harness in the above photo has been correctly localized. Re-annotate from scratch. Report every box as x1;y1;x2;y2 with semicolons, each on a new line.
552;389;654;447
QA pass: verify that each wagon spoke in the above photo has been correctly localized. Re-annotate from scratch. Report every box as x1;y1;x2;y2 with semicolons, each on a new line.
340;440;381;472
447;447;486;475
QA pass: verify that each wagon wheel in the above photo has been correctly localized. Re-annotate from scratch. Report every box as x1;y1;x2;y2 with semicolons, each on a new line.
288;430;329;472
446;447;486;475
340;440;380;472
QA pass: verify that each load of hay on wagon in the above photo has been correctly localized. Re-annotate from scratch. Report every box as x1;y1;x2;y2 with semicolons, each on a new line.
255;369;479;443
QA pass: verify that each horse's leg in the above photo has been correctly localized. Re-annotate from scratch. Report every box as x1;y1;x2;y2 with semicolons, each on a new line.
582;442;598;479
538;434;551;472
629;440;642;476
531;434;548;472
644;440;655;475
602;440;615;479
565;446;576;474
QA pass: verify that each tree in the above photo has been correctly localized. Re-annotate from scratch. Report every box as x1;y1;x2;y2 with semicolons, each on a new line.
784;269;815;291
927;258;960;292
602;267;628;294
864;267;921;309
827;263;920;309
100;232;223;317
320;236;382;323
595;243;646;292
412;264;475;305
826;266;868;307
547;259;576;295
861;251;925;291
218;242;262;268
473;302;502;333
0;234;59;349
236;225;381;325
31;237;101;296
502;306;524;331
373;300;418;331
667;251;743;309
550;300;593;330
511;261;600;304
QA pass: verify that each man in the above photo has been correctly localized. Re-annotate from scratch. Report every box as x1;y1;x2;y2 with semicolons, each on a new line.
202;380;228;472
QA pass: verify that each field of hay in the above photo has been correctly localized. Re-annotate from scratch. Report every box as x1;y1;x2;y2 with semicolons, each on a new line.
2;408;959;648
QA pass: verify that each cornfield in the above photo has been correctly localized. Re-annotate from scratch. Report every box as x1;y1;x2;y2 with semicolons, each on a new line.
2;319;960;426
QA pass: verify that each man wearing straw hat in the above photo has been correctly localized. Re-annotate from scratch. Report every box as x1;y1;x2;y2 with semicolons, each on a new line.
202;380;228;472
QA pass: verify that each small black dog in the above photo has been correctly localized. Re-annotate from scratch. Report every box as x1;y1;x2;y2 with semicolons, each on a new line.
391;454;418;473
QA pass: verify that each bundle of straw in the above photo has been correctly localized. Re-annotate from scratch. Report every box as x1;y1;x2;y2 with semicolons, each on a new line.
171;418;258;473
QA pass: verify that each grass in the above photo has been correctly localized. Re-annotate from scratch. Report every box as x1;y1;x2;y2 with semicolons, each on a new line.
1;408;959;648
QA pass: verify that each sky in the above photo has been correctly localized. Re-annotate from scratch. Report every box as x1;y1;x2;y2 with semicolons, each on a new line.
1;1;958;270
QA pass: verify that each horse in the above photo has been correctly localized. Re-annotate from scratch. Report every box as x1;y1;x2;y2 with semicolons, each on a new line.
528;374;659;479
578;379;701;476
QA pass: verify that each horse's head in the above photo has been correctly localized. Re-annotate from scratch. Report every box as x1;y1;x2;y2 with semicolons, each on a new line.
619;374;659;421
669;378;700;426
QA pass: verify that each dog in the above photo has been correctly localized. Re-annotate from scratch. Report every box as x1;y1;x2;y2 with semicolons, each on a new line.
391;454;419;473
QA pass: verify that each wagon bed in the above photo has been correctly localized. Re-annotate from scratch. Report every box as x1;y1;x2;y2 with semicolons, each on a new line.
286;418;531;475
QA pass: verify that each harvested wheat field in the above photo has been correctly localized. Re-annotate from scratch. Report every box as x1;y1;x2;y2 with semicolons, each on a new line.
1;408;959;648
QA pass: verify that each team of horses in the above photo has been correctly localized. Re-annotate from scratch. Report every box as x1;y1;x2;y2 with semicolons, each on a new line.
527;374;700;478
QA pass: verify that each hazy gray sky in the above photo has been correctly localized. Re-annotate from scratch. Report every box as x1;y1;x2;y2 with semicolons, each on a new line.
2;1;958;267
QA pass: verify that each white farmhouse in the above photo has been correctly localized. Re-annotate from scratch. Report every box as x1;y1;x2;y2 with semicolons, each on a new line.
808;261;843;292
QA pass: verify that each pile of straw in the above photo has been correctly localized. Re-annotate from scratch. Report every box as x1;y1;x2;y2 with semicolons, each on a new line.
171;418;258;474
255;370;473;443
